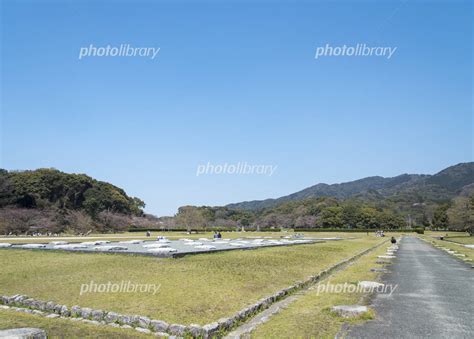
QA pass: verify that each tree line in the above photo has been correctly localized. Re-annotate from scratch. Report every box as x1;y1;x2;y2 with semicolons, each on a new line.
172;194;473;234
0;168;471;235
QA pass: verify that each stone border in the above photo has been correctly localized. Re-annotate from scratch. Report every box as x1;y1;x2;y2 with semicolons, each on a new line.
1;240;386;338
211;239;388;337
0;296;191;337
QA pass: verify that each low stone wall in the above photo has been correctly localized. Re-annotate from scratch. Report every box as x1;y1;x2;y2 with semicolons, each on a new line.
207;239;387;336
0;296;191;337
1;240;386;338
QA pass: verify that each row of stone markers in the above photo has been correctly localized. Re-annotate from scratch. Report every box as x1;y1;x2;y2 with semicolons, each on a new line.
379;241;399;259
419;237;474;267
417;236;474;271
331;238;401;318
434;244;469;259
0;242;385;338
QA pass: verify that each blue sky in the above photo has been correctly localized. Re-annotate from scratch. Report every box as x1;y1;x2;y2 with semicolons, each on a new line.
1;0;472;215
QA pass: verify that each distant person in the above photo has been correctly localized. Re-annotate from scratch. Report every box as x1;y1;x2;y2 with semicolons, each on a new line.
391;236;397;244
146;231;151;237
217;232;222;239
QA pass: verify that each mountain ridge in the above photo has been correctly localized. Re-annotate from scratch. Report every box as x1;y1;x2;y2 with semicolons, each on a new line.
226;162;474;210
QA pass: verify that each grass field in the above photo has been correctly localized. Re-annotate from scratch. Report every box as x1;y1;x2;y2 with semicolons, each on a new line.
444;236;474;245
250;239;391;338
0;235;384;326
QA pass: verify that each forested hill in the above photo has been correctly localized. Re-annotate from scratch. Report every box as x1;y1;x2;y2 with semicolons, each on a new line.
0;168;144;215
0;168;152;234
227;163;474;211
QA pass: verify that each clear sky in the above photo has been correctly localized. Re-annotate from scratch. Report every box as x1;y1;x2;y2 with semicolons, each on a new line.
1;0;472;216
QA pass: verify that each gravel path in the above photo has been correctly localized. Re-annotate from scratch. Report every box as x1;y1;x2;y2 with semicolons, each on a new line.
347;236;474;338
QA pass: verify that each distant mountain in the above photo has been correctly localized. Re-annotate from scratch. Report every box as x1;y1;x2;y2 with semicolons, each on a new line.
425;162;474;191
227;163;474;210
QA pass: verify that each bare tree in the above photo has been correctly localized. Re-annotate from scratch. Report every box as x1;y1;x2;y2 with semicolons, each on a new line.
97;210;132;233
175;206;206;232
0;207;53;235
